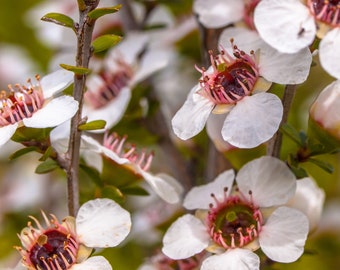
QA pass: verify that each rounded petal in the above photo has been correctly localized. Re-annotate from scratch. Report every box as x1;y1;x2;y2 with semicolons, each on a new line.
319;28;340;79
183;170;235;210
76;198;131;248
193;0;244;28
207;114;234;152
50;120;70;154
201;249;260;270
162;214;210;260
254;0;316;53
222;93;283;148
172;87;214;140
23;96;78;128
41;69;74;99
259;206;309;263
139;170;183;204
83;87;131;132
0;123;18;147
71;256;112;270
236;156;296;207
287;177;325;232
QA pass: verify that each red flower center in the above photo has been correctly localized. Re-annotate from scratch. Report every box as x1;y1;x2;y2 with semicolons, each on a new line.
308;0;340;26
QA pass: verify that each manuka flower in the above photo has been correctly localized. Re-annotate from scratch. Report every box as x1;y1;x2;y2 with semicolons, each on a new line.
0;69;78;147
15;198;131;270
81;132;183;204
254;0;340;79
83;33;169;131
162;156;309;269
172;29;312;148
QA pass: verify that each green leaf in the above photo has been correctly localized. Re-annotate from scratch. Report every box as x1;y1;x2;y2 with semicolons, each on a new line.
11;127;52;143
308;158;334;174
80;164;103;187
39;146;54;162
35;159;59;174
120;185;150;196
60;63;91;75
91;35;122;53
9;146;39;160
280;123;304;146
78;120;106;131
41;13;75;30
102;185;124;203
88;5;122;20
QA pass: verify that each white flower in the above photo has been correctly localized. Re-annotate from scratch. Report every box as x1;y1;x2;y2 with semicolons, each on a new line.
0;69;78;147
15;198;131;270
172;27;312;148
81;132;183;204
254;0;340;79
162;156;309;269
83;33;170;131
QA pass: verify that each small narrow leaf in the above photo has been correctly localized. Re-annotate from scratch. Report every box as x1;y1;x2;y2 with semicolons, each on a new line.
39;146;54;162
88;5;122;20
78;120;106;131
102;185;124;203
120;185;150;196
35;159;59;174
41;13;75;30
280;123;304;146
80;164;103;187
9;147;39;160
91;35;122;53
60;64;91;75
308;158;334;174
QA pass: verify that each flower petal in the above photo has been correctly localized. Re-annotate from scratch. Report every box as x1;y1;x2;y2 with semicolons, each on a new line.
139;170;183;204
254;0;316;53
0;123;18;147
236;156;296;207
83;87;131;132
183;170;235;210
172;86;214;140
193;0;244;28
72;256;112;270
287;177;325;232
319;28;340;79
222;93;283;148
23;96;78;128
201;249;260;270
41;69;74;99
162;214;210;260
76;198;131;248
206;114;234;152
259;206;309;263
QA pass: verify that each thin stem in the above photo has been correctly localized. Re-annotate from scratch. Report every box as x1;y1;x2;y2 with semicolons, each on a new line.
267;84;297;158
66;1;98;216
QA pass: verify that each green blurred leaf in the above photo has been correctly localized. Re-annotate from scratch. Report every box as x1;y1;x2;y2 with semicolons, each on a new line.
308;158;334;174
35;159;59;174
78;120;106;131
41;13;75;30
60;63;91;75
9;146;39;160
120;185;150;196
88;5;122;20
11;127;52;143
80;163;103;187
39;146;54;161
281;123;304;146
102;185;124;203
91;34;122;53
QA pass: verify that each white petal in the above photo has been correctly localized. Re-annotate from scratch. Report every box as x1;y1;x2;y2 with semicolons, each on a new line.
236;156;296;207
50;120;70;154
259;206;309;263
201;249;260;270
319;28;340;79
162;214;210;260
83;87;131;132
71;256;112;270
41;69;74;99
222;93;283;148
139;170;183;204
254;0;316;53
172;87;214;140
184;169;234;210
76;198;131;248
207;114;234;152
258;45;312;84
132;49;170;85
193;0;244;28
0;123;18;147
287;177;325;232
23;96;78;128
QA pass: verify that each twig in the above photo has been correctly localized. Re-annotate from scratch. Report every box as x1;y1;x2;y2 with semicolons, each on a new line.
66;0;99;216
267;84;297;158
